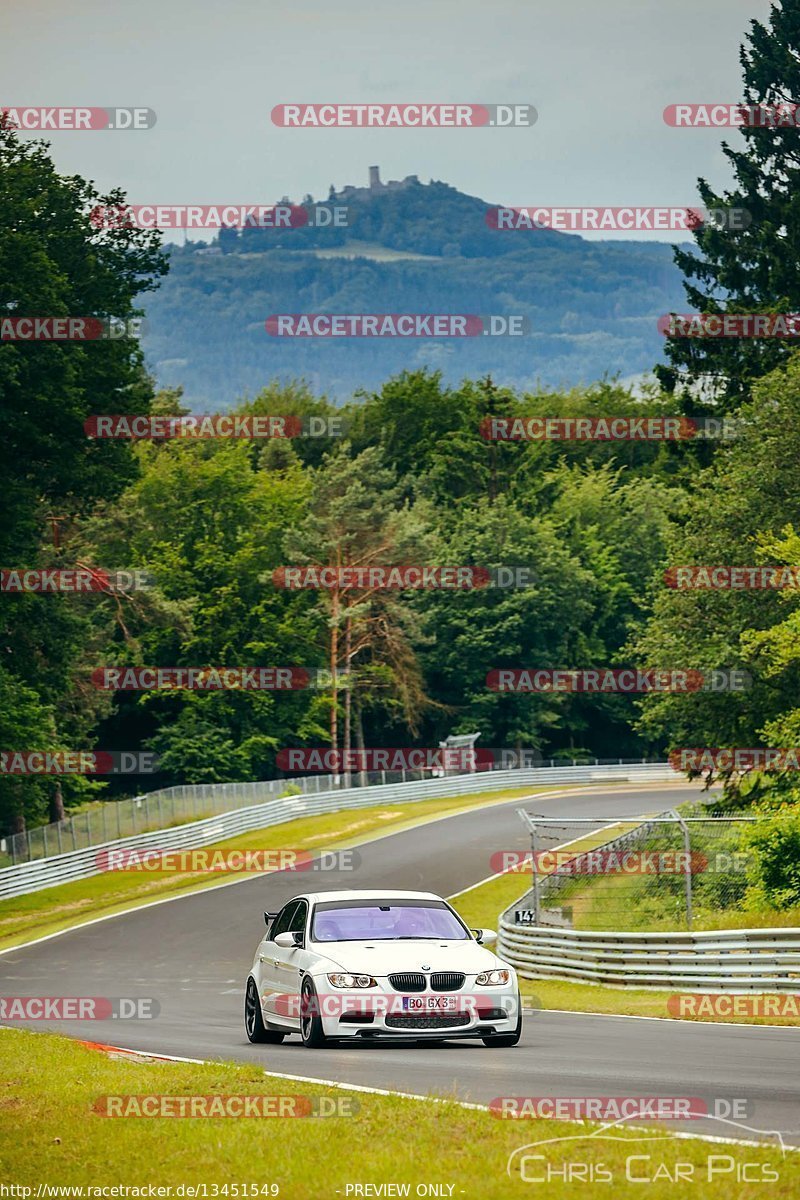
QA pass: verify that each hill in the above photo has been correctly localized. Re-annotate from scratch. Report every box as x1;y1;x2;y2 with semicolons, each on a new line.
141;172;687;406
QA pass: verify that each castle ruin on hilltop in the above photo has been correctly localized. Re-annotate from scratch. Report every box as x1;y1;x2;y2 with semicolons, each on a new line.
333;166;420;200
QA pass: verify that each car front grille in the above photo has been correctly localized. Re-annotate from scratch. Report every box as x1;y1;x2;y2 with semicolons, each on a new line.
430;972;465;991
385;1014;471;1030
388;972;426;992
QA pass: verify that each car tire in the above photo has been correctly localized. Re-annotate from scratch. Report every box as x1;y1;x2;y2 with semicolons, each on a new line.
481;996;522;1047
300;977;330;1048
245;977;285;1044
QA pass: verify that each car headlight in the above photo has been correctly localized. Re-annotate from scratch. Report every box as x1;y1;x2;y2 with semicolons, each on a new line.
326;973;377;988
475;969;510;985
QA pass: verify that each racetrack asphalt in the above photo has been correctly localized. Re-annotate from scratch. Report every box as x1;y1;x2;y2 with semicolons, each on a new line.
1;782;797;1146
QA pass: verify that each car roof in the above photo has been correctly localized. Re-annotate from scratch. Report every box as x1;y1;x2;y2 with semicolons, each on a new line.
284;889;443;905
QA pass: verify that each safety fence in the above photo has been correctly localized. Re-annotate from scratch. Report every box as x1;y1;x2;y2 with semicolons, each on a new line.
497;807;800;991
497;921;800;992
0;761;676;898
3;756;669;868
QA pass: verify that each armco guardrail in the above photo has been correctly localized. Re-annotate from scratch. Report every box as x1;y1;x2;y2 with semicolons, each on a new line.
4;756;670;866
0;761;675;899
497;922;800;992
497;803;800;992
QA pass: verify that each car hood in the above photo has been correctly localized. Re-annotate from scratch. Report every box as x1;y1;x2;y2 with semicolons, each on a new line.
311;939;504;976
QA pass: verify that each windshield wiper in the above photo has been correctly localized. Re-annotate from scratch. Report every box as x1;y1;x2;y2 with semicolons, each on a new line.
390;935;450;940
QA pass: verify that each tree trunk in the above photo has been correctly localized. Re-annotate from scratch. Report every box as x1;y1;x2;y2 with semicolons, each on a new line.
343;611;352;788
49;782;65;823
330;586;339;775
354;700;368;788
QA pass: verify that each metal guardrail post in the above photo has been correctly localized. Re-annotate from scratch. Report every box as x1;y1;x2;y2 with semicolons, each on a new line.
671;809;693;930
531;821;541;925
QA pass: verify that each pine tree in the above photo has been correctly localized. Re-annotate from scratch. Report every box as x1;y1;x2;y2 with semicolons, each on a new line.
657;0;800;411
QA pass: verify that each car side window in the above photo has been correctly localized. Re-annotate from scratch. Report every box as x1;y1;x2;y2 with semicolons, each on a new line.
288;900;307;940
269;902;298;941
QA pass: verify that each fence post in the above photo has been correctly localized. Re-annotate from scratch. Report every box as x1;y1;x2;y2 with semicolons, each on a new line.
26;828;32;862
71;818;77;851
531;822;541;925
57;822;63;854
103;804;108;842
672;809;693;930
43;825;48;858
117;802;122;839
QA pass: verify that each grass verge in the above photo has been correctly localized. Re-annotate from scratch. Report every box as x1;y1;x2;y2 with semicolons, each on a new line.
449;843;800;1028
0;1028;794;1198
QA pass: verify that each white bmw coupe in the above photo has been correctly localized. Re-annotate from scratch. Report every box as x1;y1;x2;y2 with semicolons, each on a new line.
245;889;522;1048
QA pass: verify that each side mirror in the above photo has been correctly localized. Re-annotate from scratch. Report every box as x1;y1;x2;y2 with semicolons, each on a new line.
274;931;302;948
265;911;278;928
473;928;497;946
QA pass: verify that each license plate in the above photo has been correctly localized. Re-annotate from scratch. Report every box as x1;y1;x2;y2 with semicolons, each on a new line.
402;995;457;1012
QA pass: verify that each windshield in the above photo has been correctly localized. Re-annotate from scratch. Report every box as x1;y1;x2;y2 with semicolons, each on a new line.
310;900;470;943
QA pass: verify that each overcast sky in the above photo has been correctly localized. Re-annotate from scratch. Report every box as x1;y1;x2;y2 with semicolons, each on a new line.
4;0;772;243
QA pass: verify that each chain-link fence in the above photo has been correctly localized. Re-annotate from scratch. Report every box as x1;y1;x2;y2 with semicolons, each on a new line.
510;808;762;931
2;756;661;868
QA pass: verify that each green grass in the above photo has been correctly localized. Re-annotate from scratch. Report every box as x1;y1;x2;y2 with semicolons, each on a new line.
516;978;800;1027
558;867;800;933
0;785;549;952
449;846;800;1028
1;1029;795;1197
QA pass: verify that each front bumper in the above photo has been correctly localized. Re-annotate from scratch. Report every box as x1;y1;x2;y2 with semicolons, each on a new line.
311;977;520;1039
